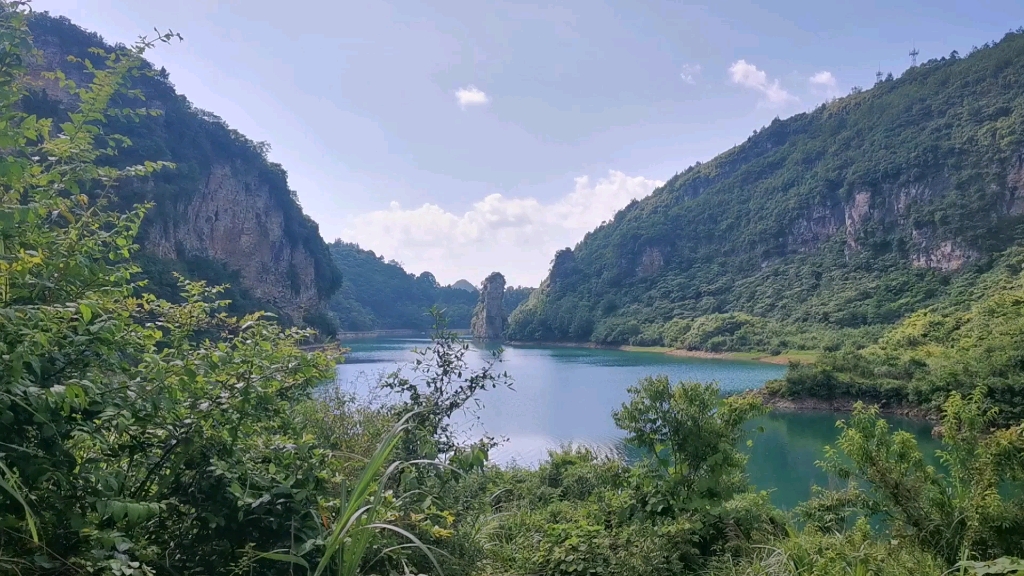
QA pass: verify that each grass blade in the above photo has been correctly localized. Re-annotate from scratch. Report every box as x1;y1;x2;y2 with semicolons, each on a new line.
0;461;38;543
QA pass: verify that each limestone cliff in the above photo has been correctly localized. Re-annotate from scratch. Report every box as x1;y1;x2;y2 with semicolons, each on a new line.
24;14;341;321
471;273;506;340
141;163;330;319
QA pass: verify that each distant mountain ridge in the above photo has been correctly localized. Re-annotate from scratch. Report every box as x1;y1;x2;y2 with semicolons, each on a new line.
326;242;537;332
509;29;1024;345
326;242;480;330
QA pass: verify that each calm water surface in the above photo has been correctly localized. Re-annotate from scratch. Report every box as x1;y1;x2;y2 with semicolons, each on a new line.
335;337;939;509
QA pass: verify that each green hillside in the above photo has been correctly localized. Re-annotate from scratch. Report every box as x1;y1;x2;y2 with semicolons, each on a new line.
508;29;1024;346
503;285;534;316
326;241;479;330
327;241;537;332
769;246;1024;424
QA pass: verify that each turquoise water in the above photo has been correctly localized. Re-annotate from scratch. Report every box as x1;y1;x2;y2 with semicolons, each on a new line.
335;337;939;509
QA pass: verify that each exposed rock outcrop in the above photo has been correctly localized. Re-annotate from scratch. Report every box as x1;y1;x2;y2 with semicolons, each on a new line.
844;190;871;254
788;178;985;272
910;236;978;272
637;247;665;277
789;203;842;253
471;272;506;340
1009;151;1024;214
143;163;325;318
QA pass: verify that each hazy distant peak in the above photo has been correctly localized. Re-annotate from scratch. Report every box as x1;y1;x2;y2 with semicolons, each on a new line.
451;279;478;292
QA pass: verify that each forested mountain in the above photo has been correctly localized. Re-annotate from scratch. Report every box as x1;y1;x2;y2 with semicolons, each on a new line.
509;29;1024;345
503;285;534;316
327;242;536;331
326;241;479;330
21;12;341;323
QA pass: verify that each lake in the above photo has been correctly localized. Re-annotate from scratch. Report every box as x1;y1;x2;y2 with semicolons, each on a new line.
335;337;939;510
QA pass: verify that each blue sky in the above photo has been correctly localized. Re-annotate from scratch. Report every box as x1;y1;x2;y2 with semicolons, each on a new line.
34;0;1024;286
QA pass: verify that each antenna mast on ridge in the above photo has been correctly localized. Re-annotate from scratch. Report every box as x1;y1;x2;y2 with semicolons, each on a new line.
876;62;883;84
909;44;919;67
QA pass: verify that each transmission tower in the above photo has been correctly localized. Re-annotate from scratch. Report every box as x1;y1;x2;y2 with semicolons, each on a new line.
876;62;883;84
909;45;919;67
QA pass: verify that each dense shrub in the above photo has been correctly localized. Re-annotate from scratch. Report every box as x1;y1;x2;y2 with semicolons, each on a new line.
771;250;1024;423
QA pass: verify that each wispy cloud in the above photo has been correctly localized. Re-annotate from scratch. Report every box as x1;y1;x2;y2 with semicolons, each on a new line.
728;60;796;107
339;171;664;286
455;85;489;108
680;63;702;85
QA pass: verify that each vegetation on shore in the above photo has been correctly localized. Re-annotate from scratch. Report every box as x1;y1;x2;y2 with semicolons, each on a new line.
767;247;1024;424
509;341;817;365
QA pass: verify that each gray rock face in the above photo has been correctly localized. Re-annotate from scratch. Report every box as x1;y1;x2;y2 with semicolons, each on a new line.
143;163;322;319
471;272;506;340
780;167;1024;273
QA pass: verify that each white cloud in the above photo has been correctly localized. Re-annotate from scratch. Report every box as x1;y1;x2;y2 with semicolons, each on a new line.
728;59;797;107
808;70;842;99
455;85;489;108
809;71;837;88
339;171;664;286
680;63;702;84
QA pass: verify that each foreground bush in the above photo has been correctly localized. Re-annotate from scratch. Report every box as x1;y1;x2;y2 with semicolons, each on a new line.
797;389;1024;564
0;7;448;573
706;523;947;576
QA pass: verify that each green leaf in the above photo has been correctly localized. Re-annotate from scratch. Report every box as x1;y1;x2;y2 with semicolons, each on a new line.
258;552;309;569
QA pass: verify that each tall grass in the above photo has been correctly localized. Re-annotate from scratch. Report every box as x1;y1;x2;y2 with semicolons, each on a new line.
263;411;443;576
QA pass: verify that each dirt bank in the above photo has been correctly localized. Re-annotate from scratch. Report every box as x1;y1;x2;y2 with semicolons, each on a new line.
506;341;816;365
746;389;938;422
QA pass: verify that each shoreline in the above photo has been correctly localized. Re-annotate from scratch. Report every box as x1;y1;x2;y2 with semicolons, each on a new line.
337;334;936;426
505;340;817;366
336;328;471;340
747;389;938;423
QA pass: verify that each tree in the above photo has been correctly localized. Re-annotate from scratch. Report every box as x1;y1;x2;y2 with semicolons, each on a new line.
380;309;511;460
800;389;1024;564
613;377;767;505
